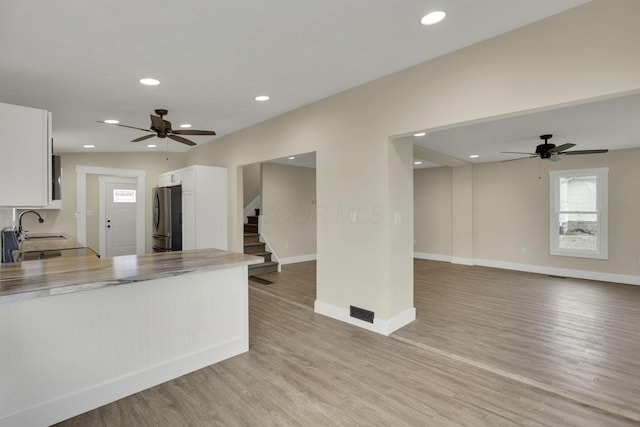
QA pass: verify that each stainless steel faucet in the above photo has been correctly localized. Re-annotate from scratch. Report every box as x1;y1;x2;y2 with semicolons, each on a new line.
17;210;44;234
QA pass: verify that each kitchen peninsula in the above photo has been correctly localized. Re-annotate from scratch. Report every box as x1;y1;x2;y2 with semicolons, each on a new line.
0;248;261;427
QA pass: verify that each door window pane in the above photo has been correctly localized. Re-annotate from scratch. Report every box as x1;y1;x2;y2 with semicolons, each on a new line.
114;189;136;203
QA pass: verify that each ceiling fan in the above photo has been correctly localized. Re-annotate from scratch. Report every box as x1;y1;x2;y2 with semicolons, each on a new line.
98;109;216;146
502;134;608;161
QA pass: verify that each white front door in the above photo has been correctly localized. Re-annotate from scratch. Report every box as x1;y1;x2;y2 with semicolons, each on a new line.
100;178;138;257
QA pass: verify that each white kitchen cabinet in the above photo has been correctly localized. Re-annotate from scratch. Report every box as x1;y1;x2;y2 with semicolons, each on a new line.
158;165;227;250
157;167;195;191
0;102;51;207
158;170;181;187
179;167;195;191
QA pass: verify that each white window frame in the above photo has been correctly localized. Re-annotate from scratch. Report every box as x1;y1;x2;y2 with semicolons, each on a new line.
549;167;608;259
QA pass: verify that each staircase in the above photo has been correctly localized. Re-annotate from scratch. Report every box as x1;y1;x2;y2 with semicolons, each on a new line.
244;209;278;276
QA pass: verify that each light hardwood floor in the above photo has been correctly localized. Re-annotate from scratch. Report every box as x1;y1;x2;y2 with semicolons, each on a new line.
56;260;638;426
394;260;640;422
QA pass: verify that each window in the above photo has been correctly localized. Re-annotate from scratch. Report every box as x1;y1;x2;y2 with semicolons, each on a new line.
549;168;608;259
113;189;136;203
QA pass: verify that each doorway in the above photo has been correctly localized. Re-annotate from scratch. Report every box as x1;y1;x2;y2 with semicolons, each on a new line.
99;177;138;257
242;152;317;305
75;166;146;255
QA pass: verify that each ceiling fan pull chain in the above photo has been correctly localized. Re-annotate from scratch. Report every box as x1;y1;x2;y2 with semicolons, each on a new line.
538;157;541;180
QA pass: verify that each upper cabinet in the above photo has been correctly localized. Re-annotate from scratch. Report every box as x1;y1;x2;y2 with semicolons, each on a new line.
157;167;195;191
0;102;52;207
157;170;181;188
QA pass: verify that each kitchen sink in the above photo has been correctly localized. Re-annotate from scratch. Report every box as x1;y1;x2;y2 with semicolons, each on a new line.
19;250;62;261
24;233;66;240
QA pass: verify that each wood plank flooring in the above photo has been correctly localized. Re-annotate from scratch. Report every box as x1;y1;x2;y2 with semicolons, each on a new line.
56;260;639;426
249;261;316;309
393;259;640;422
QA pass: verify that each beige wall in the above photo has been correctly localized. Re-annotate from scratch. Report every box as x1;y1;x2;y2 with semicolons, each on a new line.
473;148;640;275
242;162;261;207
181;0;640;322
413;148;640;277
261;163;316;260
413;167;452;257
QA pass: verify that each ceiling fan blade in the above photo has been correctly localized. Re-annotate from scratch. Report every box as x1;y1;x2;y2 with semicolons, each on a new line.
97;121;152;133
562;149;609;155
549;143;576;153
502;155;537;162
172;129;217;136
168;134;196;146
150;114;166;132
501;151;537;155
131;134;155;143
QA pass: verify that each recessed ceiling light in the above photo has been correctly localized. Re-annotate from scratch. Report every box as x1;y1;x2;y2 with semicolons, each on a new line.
414;161;423;165
83;144;95;148
104;119;119;124
469;154;480;159
179;124;192;128
421;11;446;26
139;78;160;86
288;156;296;160
414;132;426;137
255;95;270;102
147;144;157;148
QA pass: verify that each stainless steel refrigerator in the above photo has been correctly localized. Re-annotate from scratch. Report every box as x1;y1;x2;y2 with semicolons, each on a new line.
152;185;182;252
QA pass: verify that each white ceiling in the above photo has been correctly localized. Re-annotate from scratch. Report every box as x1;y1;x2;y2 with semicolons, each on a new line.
0;0;588;153
412;92;640;167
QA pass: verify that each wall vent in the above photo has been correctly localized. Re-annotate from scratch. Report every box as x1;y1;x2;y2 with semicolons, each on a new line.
350;305;374;323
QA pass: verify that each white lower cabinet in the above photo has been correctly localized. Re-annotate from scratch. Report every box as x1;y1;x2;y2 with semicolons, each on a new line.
159;165;227;251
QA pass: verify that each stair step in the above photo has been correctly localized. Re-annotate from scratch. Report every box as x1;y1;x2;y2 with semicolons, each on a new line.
247;215;258;225
244;223;258;233
249;261;278;276
252;251;272;263
244;242;266;254
244;233;260;243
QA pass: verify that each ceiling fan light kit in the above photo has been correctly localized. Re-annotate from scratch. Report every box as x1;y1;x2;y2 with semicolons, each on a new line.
501;134;608;161
98;109;216;146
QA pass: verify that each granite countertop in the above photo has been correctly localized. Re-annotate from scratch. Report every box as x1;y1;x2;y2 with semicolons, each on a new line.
0;248;262;304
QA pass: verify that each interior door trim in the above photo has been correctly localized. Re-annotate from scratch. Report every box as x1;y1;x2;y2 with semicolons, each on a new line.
99;176;137;258
75;166;146;255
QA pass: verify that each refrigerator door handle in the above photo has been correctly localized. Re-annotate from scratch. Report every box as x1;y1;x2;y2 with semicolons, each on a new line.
153;190;161;233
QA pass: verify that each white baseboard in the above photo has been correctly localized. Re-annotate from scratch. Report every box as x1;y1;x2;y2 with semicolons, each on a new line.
414;252;452;262
474;258;640;286
259;233;281;272
414;253;640;286
2;339;248;427
451;257;474;266
314;300;415;336
280;254;317;265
